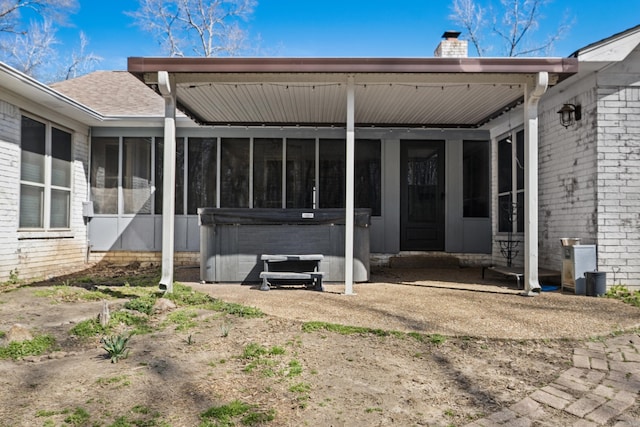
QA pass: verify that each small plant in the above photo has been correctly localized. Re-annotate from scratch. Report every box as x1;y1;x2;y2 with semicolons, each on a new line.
288;382;311;408
288;382;311;394
70;310;151;338
302;321;391;336
70;318;105;338
63;407;90;426
165;308;198;331
408;332;425;342
242;343;268;360
287;360;303;377
110;311;152;335
220;322;231;337
185;334;195;345
101;333;131;363
200;400;275;426
0;334;56;360
429;334;447;345
124;295;157;315
34;286;111;303
8;269;21;285
606;284;640;307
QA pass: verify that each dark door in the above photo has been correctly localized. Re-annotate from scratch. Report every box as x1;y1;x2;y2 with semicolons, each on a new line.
400;140;445;251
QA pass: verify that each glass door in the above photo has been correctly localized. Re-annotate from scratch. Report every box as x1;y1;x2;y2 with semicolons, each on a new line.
400;140;445;250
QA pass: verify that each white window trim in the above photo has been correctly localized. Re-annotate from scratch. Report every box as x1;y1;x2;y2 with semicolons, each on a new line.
18;114;74;233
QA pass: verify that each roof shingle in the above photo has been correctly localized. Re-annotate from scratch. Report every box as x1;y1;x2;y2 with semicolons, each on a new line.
51;71;164;117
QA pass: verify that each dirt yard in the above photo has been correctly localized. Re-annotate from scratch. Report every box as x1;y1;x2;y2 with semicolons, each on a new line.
1;264;639;426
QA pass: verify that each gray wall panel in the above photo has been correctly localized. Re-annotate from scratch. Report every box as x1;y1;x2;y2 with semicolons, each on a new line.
121;217;156;251
446;140;464;252
88;217;121;251
186;216;200;251
462;218;492;253
382;139;401;253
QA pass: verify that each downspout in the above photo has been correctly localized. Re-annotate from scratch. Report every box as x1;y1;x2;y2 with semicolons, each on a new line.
523;71;548;296
158;71;177;293
85;127;92;264
344;75;355;295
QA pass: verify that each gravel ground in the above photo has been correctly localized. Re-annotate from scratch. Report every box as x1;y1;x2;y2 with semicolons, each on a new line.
186;266;640;340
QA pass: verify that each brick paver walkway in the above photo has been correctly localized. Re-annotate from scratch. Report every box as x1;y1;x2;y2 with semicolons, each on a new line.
467;334;640;426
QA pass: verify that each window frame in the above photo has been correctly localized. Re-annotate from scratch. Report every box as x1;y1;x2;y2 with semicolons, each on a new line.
90;134;383;217
462;140;490;218
19;114;73;231
497;128;525;234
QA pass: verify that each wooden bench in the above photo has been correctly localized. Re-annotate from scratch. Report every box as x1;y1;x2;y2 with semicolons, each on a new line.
482;266;560;290
259;254;325;291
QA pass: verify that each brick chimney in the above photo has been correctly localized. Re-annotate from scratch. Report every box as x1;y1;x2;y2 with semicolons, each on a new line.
434;31;468;58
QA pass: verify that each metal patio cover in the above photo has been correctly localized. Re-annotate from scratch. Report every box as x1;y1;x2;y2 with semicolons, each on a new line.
127;55;577;296
127;57;577;128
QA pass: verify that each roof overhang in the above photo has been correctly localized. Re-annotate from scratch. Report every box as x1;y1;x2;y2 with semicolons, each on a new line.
0;62;104;126
571;24;640;62
128;56;578;128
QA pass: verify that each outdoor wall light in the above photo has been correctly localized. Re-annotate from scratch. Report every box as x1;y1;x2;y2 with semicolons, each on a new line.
557;103;582;128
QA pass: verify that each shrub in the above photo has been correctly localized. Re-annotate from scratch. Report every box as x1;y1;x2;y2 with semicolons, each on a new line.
0;334;56;360
102;333;131;363
606;285;640;307
124;295;157;315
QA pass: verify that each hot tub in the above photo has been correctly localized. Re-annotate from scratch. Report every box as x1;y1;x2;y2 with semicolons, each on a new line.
198;208;371;283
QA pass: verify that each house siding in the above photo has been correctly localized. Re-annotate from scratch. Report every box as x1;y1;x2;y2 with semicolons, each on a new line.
538;46;640;290
0;100;21;280
538;81;599;274
595;74;640;288
0;97;92;283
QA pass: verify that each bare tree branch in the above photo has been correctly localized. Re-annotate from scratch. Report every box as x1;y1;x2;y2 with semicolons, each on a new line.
1;19;57;77
0;0;77;34
449;0;571;57
61;31;102;80
128;0;256;57
449;0;486;56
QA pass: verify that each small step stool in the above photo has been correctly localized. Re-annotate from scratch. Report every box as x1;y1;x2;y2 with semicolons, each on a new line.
259;254;325;291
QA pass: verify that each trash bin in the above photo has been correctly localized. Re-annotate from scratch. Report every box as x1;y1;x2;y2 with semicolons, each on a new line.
560;239;595;295
585;271;607;297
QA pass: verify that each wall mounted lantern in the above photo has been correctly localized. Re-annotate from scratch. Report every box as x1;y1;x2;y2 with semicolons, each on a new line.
557;103;582;128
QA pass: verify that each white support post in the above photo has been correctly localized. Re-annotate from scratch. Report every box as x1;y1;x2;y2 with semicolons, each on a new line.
158;71;177;293
344;75;355;295
523;72;548;296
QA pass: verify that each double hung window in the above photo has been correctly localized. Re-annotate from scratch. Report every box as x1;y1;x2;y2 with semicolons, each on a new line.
20;116;72;229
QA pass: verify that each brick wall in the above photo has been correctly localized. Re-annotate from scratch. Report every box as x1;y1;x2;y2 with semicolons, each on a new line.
88;251;199;267
0;100;21;280
0;98;92;283
539;48;640;289
595;84;640;288
538;85;599;274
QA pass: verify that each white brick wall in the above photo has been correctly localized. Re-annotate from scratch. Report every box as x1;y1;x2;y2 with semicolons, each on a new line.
537;48;640;290
538;84;599;275
0;100;21;279
0;97;91;283
595;82;640;289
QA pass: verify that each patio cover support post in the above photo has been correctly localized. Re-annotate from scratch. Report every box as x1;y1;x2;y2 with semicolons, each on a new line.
344;75;355;295
158;71;177;293
522;71;548;296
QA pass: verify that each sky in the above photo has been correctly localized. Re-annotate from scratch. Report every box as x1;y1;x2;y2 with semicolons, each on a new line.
55;0;640;71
